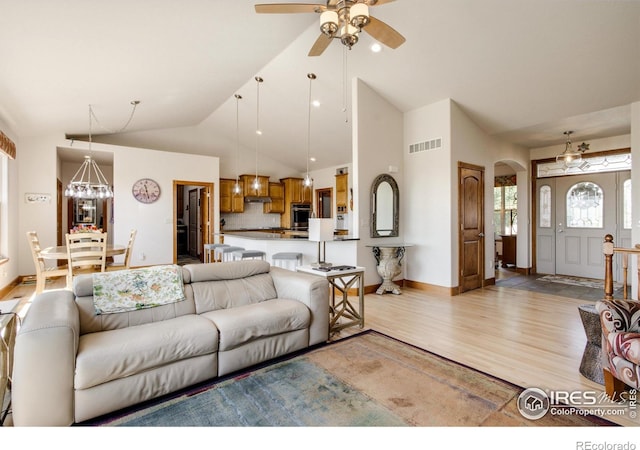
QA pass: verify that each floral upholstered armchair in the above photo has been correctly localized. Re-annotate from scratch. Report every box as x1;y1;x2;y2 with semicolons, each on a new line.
596;298;640;400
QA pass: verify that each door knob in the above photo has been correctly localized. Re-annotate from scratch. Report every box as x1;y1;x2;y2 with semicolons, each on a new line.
478;233;485;237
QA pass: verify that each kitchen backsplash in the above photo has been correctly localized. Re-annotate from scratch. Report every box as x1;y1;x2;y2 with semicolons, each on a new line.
221;202;281;229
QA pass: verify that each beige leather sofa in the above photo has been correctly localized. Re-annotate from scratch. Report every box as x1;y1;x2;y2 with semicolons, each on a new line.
11;260;329;426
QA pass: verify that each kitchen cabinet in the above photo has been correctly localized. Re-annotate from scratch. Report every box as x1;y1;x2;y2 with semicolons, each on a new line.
281;177;312;204
220;178;244;213
263;182;285;213
335;173;348;214
280;177;312;229
240;174;270;198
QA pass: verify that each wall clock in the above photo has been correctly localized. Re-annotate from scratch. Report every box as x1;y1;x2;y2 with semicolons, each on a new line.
132;178;161;204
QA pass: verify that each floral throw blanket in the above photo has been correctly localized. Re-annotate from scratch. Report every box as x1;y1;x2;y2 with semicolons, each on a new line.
92;265;185;315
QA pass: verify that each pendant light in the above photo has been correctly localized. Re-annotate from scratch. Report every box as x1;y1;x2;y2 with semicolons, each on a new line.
555;131;588;168
253;76;264;192
233;94;242;195
64;105;114;199
303;73;316;188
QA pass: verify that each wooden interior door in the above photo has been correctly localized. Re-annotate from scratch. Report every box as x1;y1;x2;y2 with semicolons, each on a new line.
188;188;198;258
458;162;485;293
199;186;211;262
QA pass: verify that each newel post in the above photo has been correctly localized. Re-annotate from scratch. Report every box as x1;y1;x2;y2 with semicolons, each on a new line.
603;234;614;300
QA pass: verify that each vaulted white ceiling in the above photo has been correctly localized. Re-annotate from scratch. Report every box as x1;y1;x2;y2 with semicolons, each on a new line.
1;1;638;172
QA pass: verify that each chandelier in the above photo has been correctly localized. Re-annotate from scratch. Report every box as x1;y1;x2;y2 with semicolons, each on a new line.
64;155;113;199
64;105;114;199
556;131;589;168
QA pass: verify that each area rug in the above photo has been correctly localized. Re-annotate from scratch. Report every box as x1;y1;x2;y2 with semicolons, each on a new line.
85;331;612;427
538;274;621;290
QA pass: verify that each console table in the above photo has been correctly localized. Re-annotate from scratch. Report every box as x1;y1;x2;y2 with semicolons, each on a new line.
366;244;413;295
297;265;365;335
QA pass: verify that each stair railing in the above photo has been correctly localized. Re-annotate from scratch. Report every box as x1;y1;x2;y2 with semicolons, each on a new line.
603;233;640;300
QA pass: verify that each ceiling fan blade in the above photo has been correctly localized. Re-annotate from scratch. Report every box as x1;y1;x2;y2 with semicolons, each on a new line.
308;34;333;56
255;3;325;14
364;16;406;49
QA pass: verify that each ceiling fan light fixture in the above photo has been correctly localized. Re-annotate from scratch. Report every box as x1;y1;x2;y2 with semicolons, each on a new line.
320;11;339;36
349;3;370;28
340;24;359;48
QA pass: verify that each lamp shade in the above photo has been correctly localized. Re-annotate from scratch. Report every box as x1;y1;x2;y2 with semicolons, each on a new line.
308;218;334;242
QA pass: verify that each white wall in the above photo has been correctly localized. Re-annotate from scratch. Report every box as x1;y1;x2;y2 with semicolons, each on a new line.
17;137;219;275
95;124;300;181
0;120;19;291
353;78;405;287
18;133;66;276
404;99;453;287
630;103;640;299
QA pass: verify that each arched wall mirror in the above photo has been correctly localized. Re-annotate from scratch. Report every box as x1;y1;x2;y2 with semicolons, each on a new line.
370;174;399;238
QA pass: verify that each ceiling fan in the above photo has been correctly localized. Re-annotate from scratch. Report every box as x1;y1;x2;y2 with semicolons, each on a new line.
255;0;406;56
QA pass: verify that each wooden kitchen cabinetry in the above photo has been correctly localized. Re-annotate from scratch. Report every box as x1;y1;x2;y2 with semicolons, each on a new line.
220;178;244;213
240;174;270;198
281;177;312;204
335;173;348;214
263;182;285;213
280;177;312;229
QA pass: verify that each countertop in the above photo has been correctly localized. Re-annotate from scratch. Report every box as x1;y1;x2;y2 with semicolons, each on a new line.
219;230;358;241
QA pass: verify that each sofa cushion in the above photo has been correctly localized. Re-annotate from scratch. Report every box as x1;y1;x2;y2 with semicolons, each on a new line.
75;315;218;390
190;273;278;314
201;299;310;352
74;274;196;335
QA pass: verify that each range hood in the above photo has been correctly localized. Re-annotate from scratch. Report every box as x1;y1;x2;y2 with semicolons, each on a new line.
244;196;272;203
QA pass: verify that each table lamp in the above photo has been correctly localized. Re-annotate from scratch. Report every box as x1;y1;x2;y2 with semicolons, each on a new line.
308;218;334;269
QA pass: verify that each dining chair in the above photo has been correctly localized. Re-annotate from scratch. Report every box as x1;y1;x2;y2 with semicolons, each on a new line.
26;231;68;294
65;232;108;284
106;229;137;271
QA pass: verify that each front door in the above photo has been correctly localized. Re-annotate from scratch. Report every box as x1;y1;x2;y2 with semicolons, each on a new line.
536;171;629;280
458;163;485;293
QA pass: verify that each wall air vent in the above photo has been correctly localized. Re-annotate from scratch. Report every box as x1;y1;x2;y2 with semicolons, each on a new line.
409;137;442;154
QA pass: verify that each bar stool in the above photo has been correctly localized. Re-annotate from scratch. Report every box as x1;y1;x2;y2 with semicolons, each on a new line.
233;250;266;261
204;243;228;263
271;252;303;271
215;246;245;262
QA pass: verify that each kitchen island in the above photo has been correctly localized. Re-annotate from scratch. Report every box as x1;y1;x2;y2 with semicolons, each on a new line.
219;230;358;267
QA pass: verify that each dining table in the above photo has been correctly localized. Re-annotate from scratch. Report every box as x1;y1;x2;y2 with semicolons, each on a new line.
40;244;126;260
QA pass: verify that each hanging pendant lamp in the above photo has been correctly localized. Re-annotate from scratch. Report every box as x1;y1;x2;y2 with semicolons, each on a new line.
303;73;316;188
233;94;242;195
253;76;264;191
64;105;114;199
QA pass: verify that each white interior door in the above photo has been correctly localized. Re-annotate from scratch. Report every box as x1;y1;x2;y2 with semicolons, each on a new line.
555;173;616;279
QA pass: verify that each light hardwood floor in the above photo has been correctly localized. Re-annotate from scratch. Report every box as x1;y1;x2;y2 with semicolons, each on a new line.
2;274;637;426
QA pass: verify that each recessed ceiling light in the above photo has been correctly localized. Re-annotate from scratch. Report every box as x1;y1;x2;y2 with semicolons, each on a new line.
310;157;316;162
370;43;382;53
312;100;321;107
